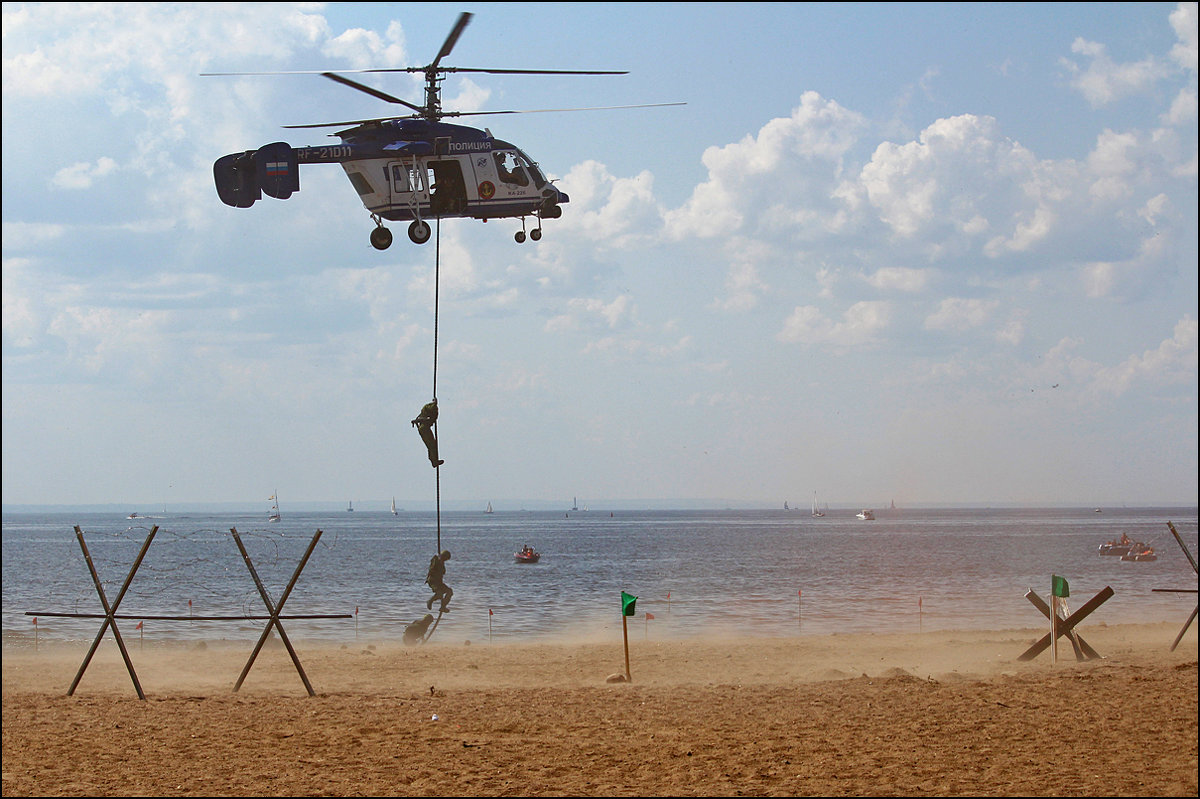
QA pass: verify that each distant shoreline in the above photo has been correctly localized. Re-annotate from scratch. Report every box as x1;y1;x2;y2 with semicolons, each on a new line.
5;502;1198;515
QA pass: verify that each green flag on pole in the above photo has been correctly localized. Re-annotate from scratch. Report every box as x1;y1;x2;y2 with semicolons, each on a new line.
621;591;638;617
1052;575;1070;598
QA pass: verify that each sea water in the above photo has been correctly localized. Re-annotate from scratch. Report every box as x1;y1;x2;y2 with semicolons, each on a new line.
2;506;1196;647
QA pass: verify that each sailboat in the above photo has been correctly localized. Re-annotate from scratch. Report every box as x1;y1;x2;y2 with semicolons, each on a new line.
391;497;398;515
783;501;790;511
268;491;281;523
811;492;825;518
347;500;354;512
485;501;494;514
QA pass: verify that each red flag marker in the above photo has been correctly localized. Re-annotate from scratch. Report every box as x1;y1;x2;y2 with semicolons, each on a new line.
489;608;494;616
136;620;143;629
646;612;655;620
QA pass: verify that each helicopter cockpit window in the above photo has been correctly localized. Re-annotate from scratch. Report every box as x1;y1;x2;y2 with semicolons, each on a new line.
514;149;547;189
494;151;529;187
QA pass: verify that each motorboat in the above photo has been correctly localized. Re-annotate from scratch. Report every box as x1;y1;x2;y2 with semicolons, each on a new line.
514;546;540;564
856;509;875;520
1098;534;1134;556
1121;547;1157;562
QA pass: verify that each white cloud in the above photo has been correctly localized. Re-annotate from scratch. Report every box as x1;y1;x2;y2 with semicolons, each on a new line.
865;266;932;292
1092;315;1198;395
995;311;1027;346
1080;226;1172;298
51;157;119;190
1061;37;1168;108
663;91;866;240
1164;86;1198;125
1169;2;1198;74
321;22;407;70
1086;129;1143;201
709;239;773;312
923;297;999;331
1;222;67;248
545;294;634;334
862;114;1071;259
558;161;663;244
777;301;891;346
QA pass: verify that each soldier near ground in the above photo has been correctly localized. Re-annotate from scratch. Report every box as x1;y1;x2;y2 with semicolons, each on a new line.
403;613;436;645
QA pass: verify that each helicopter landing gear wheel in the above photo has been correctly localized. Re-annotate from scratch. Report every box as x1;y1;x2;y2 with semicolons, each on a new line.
530;228;542;242
370;225;393;250
515;230;526;244
408;220;432;245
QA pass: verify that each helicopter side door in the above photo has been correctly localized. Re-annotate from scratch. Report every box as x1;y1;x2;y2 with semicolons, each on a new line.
388;160;427;220
427;159;470;217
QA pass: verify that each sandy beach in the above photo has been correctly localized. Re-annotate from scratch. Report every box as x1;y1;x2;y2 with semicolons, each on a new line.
2;621;1196;797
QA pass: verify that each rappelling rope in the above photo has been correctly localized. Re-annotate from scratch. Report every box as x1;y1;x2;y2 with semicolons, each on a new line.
433;217;442;554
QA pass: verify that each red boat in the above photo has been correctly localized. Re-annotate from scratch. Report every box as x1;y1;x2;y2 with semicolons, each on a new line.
1121;547;1157;562
514;545;540;564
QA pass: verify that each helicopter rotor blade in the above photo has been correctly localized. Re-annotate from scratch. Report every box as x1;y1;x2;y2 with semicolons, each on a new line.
431;11;473;70
281;117;411;130
356;66;629;77
281;102;685;130
321;73;425;113
443;102;686;118
444;67;629;76
202;67;629;78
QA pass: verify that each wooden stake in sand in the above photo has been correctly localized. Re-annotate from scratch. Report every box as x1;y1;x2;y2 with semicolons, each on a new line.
1154;521;1198;652
69;525;158;699
1050;575;1068;664
621;591;637;682
230;527;323;696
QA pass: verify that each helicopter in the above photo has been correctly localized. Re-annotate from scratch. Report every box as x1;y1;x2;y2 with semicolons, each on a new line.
205;12;681;249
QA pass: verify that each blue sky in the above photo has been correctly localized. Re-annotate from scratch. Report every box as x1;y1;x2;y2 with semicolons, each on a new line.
3;2;1197;510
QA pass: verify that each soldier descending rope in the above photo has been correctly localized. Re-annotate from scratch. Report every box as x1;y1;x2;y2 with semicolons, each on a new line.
412;399;444;468
426;549;453;613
